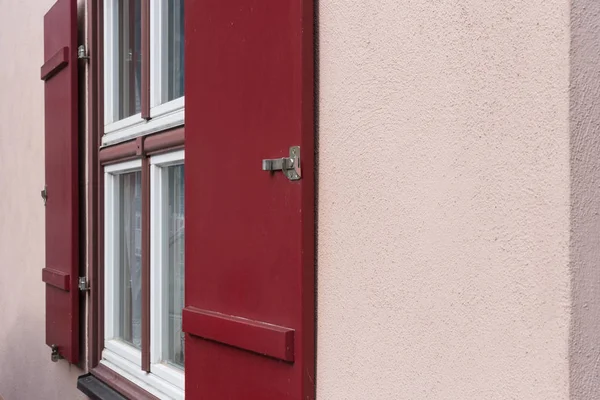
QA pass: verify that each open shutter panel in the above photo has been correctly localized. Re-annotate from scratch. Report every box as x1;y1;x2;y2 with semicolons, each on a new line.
183;1;315;399
40;0;79;364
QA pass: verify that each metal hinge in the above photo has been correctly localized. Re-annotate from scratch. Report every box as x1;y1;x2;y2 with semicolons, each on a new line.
77;45;89;60
78;277;90;292
41;185;47;206
262;146;301;181
50;344;63;362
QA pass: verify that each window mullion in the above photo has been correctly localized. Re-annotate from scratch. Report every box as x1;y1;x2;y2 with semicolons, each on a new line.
104;0;114;125
104;173;115;341
141;156;151;371
160;166;169;364
127;0;137;116
150;0;161;109
141;0;150;119
150;163;162;366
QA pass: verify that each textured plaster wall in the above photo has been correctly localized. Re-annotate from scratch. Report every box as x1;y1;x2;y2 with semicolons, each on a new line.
0;1;86;399
569;1;600;398
317;1;572;399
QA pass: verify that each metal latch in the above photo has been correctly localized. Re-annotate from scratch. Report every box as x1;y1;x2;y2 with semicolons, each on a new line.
51;344;62;362
78;277;90;292
41;186;47;206
262;146;301;181
77;45;89;60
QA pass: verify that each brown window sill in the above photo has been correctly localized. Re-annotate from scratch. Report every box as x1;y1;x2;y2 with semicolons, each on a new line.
79;363;159;400
77;373;126;400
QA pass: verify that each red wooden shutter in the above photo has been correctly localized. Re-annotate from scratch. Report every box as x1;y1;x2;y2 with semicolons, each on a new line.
40;0;79;364
183;1;315;399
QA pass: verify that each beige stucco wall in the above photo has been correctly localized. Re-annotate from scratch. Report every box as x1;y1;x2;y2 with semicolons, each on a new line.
317;1;572;399
569;1;600;399
0;1;86;399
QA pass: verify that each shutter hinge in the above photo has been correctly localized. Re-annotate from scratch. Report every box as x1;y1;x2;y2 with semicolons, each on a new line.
41;185;47;206
77;45;89;61
78;277;90;292
50;344;63;362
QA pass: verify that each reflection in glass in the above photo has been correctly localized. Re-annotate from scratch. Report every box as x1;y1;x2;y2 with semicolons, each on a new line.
162;0;185;103
117;0;142;119
165;165;184;367
117;171;142;349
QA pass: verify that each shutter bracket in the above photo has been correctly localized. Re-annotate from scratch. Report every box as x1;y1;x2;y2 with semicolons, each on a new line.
51;344;63;362
262;146;301;181
77;45;89;60
41;186;47;206
78;277;90;292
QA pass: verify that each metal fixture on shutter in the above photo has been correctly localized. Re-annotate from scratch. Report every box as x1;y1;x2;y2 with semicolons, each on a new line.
50;344;62;362
78;277;89;292
262;146;301;181
41;185;47;206
77;45;89;60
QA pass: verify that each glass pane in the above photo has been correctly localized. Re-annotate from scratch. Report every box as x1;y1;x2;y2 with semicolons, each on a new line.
117;171;142;349
116;0;142;119
165;164;185;367
162;0;185;103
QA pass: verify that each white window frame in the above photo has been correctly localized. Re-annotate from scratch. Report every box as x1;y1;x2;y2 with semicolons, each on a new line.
103;158;185;400
150;150;185;391
103;160;144;374
104;159;142;357
103;0;184;146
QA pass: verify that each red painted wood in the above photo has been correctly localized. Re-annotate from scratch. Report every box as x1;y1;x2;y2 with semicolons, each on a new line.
98;128;185;166
144;127;184;155
182;307;295;362
86;0;100;370
41;0;79;364
91;0;105;369
99;140;138;165
40;47;68;81
42;268;71;291
184;1;315;398
92;364;159;400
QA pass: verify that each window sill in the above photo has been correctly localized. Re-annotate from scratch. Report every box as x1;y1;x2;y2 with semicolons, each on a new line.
80;363;160;400
77;373;127;400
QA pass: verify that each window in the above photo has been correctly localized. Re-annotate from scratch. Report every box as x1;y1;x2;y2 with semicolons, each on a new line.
99;1;185;399
152;0;184;105
104;162;143;358
103;153;185;399
150;152;185;386
60;0;317;398
104;0;185;145
43;0;316;398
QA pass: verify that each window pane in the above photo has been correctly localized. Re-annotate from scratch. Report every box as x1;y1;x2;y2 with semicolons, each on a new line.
162;0;184;103
116;0;142;119
117;171;142;349
165;165;184;367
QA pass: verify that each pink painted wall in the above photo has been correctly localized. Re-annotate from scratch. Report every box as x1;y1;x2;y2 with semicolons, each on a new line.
316;1;573;399
0;1;86;399
569;0;600;398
